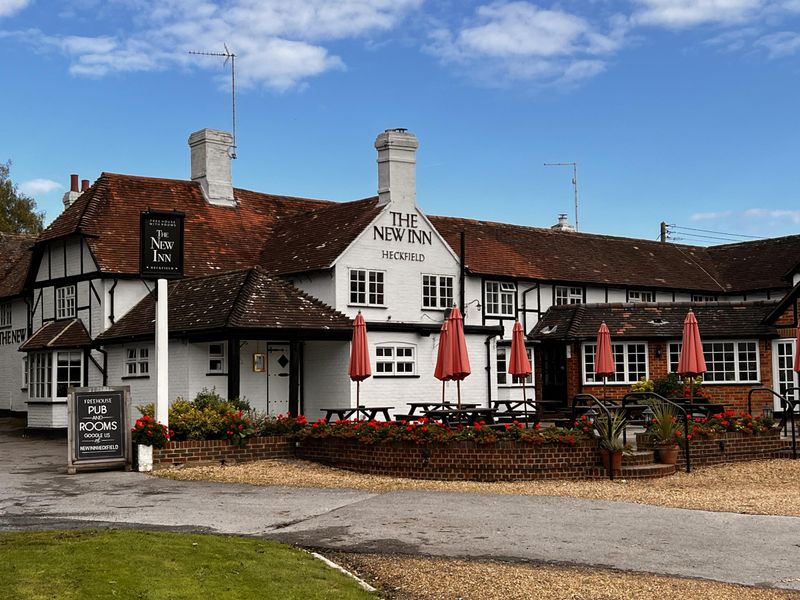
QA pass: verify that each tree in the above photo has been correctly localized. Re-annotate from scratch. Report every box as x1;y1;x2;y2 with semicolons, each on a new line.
0;160;45;234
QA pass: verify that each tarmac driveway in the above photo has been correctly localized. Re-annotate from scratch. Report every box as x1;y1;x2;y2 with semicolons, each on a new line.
2;419;799;591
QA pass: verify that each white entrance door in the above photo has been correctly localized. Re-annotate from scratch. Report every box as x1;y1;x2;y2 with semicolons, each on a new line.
772;339;799;408
267;344;290;415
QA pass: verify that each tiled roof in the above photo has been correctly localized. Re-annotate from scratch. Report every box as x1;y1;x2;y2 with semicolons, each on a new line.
430;216;800;294
20;319;92;351
96;267;353;342
0;233;35;298
37;173;332;277
529;301;779;341
706;235;800;292
260;197;383;275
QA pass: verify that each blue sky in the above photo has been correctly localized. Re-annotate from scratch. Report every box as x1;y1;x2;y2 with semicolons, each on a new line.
1;0;799;244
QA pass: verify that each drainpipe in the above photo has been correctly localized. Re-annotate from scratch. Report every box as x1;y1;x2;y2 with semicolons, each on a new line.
485;333;498;406
459;231;466;313
108;279;118;324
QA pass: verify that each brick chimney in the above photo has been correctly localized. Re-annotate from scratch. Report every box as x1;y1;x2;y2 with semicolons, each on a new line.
188;128;235;207
62;174;81;209
375;128;418;209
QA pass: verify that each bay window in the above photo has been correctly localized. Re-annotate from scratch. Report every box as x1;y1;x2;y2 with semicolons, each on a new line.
668;340;759;383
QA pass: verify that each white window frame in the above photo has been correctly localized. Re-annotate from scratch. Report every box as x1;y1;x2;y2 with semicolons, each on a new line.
349;269;385;307
21;355;28;390
772;339;799;404
208;342;227;374
55;285;77;320
422;274;454;310
583;341;649;385
124;346;150;377
691;294;717;303
497;346;533;387
485;281;516;317
375;343;416;376
0;302;11;328
55;350;83;399
668;340;760;384
627;290;655;303
555;285;583;306
28;352;52;400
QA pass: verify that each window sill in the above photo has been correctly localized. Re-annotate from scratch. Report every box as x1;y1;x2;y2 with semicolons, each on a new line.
26;400;67;405
485;313;515;319
497;384;533;388
121;375;150;380
206;372;228;377
373;375;420;379
348;304;388;309
701;381;761;386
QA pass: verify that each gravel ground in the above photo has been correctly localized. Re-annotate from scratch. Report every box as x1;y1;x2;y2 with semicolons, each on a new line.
157;458;800;516
326;553;800;600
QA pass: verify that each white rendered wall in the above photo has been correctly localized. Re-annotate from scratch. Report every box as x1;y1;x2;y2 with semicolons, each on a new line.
288;271;337;308
303;341;351;419
0;299;29;412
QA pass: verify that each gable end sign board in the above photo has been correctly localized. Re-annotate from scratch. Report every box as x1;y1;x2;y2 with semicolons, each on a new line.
140;211;185;278
67;386;131;474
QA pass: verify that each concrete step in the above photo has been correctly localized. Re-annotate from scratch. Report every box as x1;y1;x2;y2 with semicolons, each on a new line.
586;462;676;480
622;450;655;466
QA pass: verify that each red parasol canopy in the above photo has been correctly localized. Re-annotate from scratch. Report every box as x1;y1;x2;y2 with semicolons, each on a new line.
508;320;532;378
434;319;452;382
348;311;371;382
594;321;615;378
678;310;707;377
794;323;800;374
447;305;471;381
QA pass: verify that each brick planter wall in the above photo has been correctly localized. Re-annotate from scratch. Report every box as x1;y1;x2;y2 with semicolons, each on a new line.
636;431;785;468
295;438;599;481
150;436;293;469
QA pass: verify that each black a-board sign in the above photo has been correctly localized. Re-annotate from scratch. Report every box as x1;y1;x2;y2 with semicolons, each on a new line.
140;211;185;278
67;387;131;474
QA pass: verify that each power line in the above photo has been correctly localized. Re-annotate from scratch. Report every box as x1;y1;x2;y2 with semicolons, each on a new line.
669;224;762;240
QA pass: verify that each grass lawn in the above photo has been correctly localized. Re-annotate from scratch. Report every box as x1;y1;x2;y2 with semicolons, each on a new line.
0;529;375;600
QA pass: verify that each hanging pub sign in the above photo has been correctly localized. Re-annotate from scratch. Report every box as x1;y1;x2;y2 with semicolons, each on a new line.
140;210;185;278
67;386;131;474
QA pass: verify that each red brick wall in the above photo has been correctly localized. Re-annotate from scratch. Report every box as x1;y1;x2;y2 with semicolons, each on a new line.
151;436;293;469
636;431;785;468
296;438;600;481
774;298;798;327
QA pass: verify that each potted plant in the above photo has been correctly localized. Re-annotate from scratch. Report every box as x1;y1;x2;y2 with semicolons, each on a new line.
593;412;627;475
131;415;171;472
647;402;680;465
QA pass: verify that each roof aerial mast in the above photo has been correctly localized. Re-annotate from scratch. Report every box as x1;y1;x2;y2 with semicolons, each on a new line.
188;44;238;159
544;162;579;232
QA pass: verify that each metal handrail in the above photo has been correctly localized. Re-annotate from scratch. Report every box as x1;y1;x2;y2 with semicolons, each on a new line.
571;394;617;481
747;387;797;460
621;392;692;473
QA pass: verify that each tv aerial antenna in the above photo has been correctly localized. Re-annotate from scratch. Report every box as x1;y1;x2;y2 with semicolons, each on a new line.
188;44;238;159
544;162;579;231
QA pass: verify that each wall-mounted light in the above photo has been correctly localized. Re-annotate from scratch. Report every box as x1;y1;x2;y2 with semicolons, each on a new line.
464;299;482;314
655;345;662;359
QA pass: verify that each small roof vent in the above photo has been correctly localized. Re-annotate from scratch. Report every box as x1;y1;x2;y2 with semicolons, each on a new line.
648;318;669;326
541;325;558;334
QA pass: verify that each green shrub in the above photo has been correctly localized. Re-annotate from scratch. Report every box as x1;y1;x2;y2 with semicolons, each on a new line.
653;373;683;398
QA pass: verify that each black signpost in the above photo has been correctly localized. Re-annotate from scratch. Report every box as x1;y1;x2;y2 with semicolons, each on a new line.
140;211;185;278
67;386;131;474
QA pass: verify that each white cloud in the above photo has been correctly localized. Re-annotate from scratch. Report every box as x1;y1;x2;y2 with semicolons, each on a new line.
691;210;734;220
632;0;766;29
0;0;29;18
743;208;800;222
755;30;800;56
691;208;800;234
19;178;62;195
427;2;626;86
4;0;422;90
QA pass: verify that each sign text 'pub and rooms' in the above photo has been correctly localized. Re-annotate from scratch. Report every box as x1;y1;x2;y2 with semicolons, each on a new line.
68;387;131;473
140;211;185;278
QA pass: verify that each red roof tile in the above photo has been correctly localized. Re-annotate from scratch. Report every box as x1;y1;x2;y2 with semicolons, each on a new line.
706;235;800;292
38;173;332;277
20;319;92;351
96;267;353;342
0;233;35;298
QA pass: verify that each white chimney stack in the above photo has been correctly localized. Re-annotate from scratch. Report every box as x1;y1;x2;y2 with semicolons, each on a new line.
375;128;418;208
62;174;81;209
551;213;575;232
188;128;235;207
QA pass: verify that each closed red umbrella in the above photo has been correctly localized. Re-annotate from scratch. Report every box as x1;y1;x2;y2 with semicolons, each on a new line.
595;321;615;399
447;305;471;409
348;311;371;421
508;320;532;423
794;323;800;374
434;319;452;403
678;310;707;401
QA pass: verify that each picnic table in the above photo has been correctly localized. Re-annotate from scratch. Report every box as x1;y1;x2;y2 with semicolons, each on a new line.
320;406;394;422
395;402;479;421
667;398;726;418
491;399;538;424
424;407;497;427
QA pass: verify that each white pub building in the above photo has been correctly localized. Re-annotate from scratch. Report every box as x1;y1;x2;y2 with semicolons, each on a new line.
0;128;798;428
